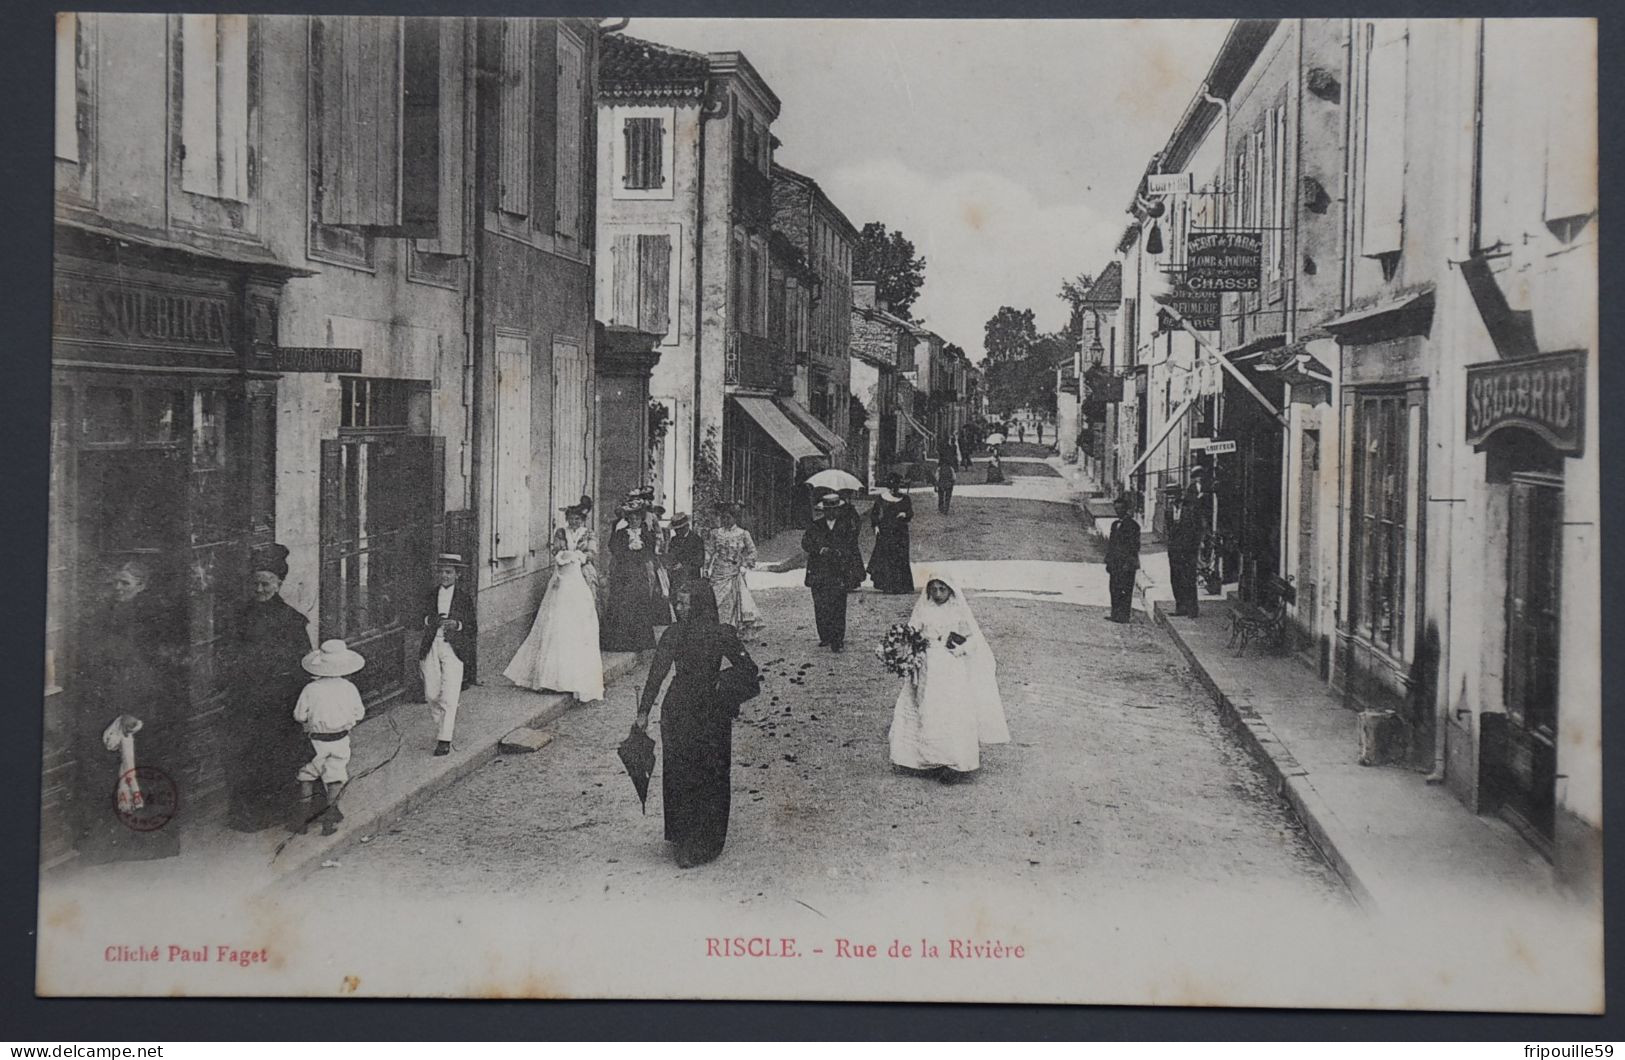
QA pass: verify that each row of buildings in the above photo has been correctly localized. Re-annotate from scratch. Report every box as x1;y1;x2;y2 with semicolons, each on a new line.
1060;20;1598;883
44;16;975;866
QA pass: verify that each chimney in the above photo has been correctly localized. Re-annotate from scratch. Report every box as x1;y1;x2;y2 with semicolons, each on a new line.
852;280;878;311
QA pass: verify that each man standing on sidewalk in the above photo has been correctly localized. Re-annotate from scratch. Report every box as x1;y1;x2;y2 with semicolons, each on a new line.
935;458;957;514
1167;485;1202;618
1104;495;1141;623
802;494;849;651
419;553;475;756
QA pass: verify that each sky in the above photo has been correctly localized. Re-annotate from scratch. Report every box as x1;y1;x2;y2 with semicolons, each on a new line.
632;18;1232;358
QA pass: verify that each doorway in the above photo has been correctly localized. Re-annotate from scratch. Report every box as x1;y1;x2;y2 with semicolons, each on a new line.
1502;472;1562;843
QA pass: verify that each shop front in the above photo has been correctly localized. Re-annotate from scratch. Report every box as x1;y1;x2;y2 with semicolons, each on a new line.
1462;348;1585;851
46;224;302;866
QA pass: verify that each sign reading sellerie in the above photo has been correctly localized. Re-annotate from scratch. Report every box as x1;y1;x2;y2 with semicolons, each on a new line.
1464;349;1586;454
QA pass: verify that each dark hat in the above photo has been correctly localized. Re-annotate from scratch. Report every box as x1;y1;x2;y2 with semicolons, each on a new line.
578;494;595;512
251;543;291;580
670;512;692;529
647;504;667;516
561;503;589;518
1162;484;1184;497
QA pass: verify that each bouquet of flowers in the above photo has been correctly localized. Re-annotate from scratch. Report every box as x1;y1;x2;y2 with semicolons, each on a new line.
875;622;929;679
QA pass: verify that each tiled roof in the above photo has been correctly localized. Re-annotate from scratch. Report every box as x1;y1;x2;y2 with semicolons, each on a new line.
599;33;709;96
1082;261;1122;307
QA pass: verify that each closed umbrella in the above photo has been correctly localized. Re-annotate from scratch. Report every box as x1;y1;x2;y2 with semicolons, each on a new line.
805;468;864;493
617;726;656;813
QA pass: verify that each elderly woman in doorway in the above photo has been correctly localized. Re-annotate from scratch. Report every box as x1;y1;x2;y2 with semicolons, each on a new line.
75;558;181;861
633;581;759;868
225;544;315;832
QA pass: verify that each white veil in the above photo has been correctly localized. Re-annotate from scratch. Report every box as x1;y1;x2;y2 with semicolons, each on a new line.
909;571;1010;744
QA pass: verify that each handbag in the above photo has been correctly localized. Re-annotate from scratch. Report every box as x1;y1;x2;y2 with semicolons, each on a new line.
716;660;761;716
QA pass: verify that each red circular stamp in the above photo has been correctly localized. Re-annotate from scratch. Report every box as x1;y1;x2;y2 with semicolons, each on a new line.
114;766;179;832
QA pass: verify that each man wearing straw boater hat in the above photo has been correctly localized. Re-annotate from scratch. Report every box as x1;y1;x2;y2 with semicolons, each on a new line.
293;640;366;835
419;553;475;756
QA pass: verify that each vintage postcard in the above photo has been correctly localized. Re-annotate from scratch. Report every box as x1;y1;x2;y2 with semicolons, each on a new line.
38;14;1601;1008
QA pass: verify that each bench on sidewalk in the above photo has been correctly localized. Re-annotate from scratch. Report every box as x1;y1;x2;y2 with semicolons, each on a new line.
1226;574;1296;656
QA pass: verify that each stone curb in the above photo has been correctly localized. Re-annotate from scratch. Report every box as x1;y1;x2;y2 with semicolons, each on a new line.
262;651;643;893
1148;598;1379;912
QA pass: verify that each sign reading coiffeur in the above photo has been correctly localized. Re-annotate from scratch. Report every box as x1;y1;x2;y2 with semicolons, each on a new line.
1464;349;1586;455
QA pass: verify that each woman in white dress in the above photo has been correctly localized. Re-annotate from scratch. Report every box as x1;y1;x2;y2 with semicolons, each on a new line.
503;503;604;702
888;573;1010;781
705;502;761;630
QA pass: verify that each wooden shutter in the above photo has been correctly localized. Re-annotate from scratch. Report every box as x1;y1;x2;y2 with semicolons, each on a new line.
399;17;441;236
554;31;584;239
551;340;589;513
611;233;639;325
418;18;465;254
1541;20;1597;223
217;15;250;202
55;14;77;162
638;234;672;335
497;20;531;217
318;17;403;227
1360;20;1408;256
494;334;532;559
180;14;219;196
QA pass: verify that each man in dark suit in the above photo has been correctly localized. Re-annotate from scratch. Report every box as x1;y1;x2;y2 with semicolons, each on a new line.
802;494;850;651
1104;495;1141;623
419;553;476;756
1166;484;1203;618
664;512;706;591
833;494;867;591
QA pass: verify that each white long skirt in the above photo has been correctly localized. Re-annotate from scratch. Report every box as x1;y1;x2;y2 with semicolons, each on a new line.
503;562;604;701
712;571;760;629
889;644;1006;773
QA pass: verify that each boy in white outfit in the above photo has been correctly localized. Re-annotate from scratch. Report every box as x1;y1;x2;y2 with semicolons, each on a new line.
292;640;367;836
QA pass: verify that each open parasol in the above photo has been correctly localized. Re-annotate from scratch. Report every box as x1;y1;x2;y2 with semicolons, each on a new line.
805;468;864;493
983;432;1006;445
617;726;656;813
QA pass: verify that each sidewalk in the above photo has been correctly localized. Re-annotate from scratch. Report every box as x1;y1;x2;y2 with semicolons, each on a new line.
1147;596;1570;915
51;652;643;899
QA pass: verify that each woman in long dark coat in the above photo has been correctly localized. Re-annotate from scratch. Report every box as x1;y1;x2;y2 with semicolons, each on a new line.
226;545;314;831
867;474;916;595
601;502;657;652
633;581;758;868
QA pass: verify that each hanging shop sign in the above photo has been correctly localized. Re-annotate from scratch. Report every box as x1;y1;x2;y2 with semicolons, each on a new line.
270;346;364;374
1189;436;1212;450
1146;173;1194;197
1187;230;1262;293
1464;349;1586;455
1155;288;1221;332
1204;439;1238;455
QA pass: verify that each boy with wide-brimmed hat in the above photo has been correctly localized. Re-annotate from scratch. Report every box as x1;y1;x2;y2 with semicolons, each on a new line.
419;553;475;757
292;640;366;835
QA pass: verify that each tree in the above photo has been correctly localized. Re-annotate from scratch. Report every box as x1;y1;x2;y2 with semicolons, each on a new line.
985;331;1068;416
1057;272;1096;347
853;222;926;316
982;306;1037;363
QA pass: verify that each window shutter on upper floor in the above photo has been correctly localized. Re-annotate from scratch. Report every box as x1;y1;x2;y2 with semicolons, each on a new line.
217;15;250;203
638;234;672;336
1360;19;1408;257
417;18;465;255
623;117;665;190
497;20;531;217
493;334;532;560
55;15;78;163
181;15;219;197
611;233;639;325
316;17;403;228
1540;20;1597;224
554;31;584;239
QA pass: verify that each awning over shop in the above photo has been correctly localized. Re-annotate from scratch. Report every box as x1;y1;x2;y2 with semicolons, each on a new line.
731;396;821;462
1321;287;1435;340
777;397;849;464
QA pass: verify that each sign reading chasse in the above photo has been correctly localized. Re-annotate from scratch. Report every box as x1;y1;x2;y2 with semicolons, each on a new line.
1187;230;1262;293
1464;349;1586;455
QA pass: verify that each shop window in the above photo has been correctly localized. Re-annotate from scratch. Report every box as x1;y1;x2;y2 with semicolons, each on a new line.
340;377;410;432
143;389;191;445
1348;390;1421;657
180;14;251;202
623;117;665;190
1359;20;1408;259
83;387;133;446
